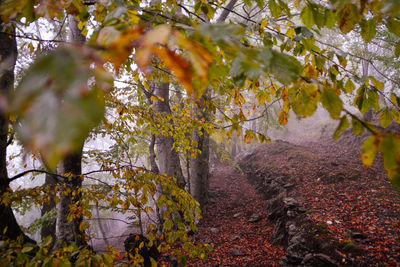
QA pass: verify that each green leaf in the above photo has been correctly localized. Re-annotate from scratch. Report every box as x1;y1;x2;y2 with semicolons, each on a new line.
361;135;379;168
278;0;291;16
379;133;400;189
268;50;302;84
10;47;109;169
395;42;400;57
386;18;400;36
255;0;264;9
310;3;325;28
60;258;72;267
41;236;53;247
354;86;366;111
344;79;355;93
269;0;281;18
391;109;400;123
379;109;392;128
360;19;376;43
325;9;336;29
164;220;174;231
334;116;350;140
301;5;314;28
101;254;113;266
351;117;364;135
321;89;342;119
338;3;361;34
290;84;318;118
21;245;34;253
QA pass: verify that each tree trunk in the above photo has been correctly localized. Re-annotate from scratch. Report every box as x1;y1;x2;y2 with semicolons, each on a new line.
154;82;186;189
362;44;374;121
188;0;236;208
56;15;86;246
40;172;57;241
0;20;34;243
190;95;210;207
57;148;85;245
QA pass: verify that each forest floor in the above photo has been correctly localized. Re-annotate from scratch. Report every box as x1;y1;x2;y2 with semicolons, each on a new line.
184;165;284;266
180;132;400;266
237;134;400;266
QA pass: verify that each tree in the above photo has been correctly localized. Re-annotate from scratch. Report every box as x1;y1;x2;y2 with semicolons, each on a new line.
153;81;186;189
55;15;87;247
0;18;33;243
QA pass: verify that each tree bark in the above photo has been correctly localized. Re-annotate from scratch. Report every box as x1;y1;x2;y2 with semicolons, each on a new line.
40;172;57;241
0;20;34;243
56;15;86;246
190;95;210;207
154;82;186;189
362;44;374;121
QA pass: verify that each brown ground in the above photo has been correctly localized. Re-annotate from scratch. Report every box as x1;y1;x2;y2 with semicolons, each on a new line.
186;165;284;266
239;137;400;266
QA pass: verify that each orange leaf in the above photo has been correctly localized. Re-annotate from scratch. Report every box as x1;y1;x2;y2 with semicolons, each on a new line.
152;46;194;95
105;26;144;72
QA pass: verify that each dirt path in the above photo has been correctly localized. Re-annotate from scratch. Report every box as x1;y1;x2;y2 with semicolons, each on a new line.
188;165;284;266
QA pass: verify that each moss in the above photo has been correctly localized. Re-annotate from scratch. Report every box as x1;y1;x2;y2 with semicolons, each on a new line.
339;240;362;255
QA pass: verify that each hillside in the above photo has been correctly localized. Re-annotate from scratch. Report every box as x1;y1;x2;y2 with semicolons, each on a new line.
238;136;400;265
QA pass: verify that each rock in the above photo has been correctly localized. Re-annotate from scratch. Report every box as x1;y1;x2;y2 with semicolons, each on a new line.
301;253;339;266
210;227;219;234
283;197;298;207
283;183;295;188
350;231;367;239
233;212;241;218
230;249;242;256
230;234;242;241
248;213;263;223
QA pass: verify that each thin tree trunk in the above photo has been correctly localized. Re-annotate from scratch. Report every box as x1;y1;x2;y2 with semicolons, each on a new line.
362;44;374;121
95;202;109;246
0;20;34;243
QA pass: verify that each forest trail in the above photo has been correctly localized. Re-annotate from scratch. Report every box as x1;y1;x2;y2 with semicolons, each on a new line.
186;165;284;266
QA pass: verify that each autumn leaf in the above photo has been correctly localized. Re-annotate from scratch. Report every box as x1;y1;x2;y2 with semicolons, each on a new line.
338;3;361;34
135;25;171;73
104;26;145;72
152;46;194;96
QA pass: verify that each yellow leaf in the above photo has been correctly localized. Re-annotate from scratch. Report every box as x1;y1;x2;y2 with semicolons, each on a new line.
260;19;268;29
370;76;384;90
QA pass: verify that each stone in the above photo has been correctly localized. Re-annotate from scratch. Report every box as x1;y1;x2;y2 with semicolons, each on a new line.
230;249;242;256
301;253;339;267
230;234;242;241
283;197;298;207
233;212;241;218
350;232;367;239
248;213;264;223
210;227;219;234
